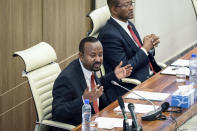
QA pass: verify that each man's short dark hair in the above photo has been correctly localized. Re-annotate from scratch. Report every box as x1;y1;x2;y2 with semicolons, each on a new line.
107;0;120;7
79;37;99;53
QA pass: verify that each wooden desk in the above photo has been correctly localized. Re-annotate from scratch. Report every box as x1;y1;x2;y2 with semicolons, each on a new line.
73;47;197;131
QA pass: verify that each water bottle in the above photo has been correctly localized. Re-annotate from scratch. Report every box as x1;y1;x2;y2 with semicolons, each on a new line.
189;54;197;85
82;99;91;131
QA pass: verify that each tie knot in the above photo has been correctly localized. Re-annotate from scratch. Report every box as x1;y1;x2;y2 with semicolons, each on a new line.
127;25;132;30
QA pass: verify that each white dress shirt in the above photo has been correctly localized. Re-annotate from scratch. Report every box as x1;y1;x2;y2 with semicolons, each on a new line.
79;59;99;105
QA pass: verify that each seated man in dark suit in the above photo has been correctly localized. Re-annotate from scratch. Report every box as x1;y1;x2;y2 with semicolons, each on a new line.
52;37;132;131
98;0;161;101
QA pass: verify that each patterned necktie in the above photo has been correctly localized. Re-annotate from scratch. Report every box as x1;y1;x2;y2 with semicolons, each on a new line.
127;25;156;74
91;72;99;113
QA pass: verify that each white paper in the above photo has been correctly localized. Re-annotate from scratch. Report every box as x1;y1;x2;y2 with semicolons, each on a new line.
95;117;132;129
114;103;159;114
171;59;189;67
160;66;190;76
125;90;170;101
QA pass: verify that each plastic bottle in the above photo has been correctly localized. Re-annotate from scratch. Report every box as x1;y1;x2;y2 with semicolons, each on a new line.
189;54;197;85
82;99;91;131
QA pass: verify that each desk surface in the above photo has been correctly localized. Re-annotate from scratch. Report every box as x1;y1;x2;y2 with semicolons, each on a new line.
72;47;197;131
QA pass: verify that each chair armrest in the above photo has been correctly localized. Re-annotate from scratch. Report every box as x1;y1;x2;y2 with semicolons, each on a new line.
37;120;76;130
121;78;141;85
157;62;167;69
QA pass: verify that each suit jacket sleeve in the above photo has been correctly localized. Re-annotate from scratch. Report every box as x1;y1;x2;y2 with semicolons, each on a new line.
52;74;83;123
99;71;119;90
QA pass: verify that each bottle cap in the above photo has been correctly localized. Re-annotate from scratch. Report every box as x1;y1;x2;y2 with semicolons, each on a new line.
84;99;89;104
192;54;196;58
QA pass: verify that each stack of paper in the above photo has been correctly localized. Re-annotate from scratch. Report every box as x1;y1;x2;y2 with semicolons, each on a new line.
161;59;190;76
95;117;132;129
160;66;189;76
171;59;189;67
125;90;170;101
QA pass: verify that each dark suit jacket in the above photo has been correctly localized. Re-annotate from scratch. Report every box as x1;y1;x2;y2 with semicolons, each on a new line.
52;59;119;131
98;18;161;98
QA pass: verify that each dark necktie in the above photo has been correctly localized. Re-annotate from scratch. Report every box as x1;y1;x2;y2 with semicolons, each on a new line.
91;72;99;113
127;25;156;74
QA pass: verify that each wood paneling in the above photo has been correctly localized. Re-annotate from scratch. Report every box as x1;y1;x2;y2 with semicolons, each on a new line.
43;0;92;64
0;81;31;114
0;0;42;94
0;0;93;130
0;0;42;130
0;99;36;131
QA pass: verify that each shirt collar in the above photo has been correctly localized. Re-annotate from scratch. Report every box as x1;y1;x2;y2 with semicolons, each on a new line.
111;16;129;28
79;59;93;81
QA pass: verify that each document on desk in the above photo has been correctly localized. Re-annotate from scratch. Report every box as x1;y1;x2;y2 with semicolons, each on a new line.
114;103;159;114
171;59;189;67
160;66;189;76
125;90;170;101
95;117;132;129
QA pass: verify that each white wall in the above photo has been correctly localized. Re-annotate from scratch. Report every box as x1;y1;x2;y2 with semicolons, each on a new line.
134;0;197;62
95;0;197;62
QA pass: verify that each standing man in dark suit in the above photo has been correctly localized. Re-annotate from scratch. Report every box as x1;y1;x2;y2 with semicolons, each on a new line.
98;0;161;99
52;37;132;131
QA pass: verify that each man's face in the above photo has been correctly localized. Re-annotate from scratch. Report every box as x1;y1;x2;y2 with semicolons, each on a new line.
79;41;103;72
113;0;134;22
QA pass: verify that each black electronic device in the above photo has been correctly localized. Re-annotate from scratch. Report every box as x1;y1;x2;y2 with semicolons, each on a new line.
161;102;182;113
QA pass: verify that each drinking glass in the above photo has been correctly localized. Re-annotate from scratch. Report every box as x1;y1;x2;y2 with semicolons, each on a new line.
176;66;187;83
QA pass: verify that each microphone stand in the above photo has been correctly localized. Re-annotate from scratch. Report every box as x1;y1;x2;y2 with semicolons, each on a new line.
117;96;131;131
111;80;162;121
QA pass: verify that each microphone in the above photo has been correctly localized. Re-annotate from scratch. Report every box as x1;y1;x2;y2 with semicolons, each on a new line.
128;103;142;131
111;80;162;121
117;96;131;131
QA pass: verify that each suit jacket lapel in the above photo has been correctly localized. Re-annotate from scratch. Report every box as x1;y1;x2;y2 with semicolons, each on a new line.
94;72;101;85
75;59;87;92
109;18;139;51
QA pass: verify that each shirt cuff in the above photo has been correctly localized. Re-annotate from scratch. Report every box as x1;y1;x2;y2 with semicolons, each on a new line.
141;47;148;56
82;96;85;104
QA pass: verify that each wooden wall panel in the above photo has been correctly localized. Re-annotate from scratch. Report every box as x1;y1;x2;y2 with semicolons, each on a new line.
0;0;42;130
0;99;36;131
0;82;30;114
0;0;93;130
0;0;42;94
43;0;92;66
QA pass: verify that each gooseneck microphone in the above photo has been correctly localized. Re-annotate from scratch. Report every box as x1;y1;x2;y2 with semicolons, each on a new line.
128;103;142;131
111;80;162;121
117;96;131;131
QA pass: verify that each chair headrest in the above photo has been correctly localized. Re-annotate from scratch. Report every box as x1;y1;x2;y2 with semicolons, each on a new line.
88;5;111;37
13;42;57;72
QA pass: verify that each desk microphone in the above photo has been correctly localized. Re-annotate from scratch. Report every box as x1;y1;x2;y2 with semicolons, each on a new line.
117;96;131;131
111;80;162;121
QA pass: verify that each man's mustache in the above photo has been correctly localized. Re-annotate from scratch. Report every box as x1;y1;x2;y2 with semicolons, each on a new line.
93;62;101;66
